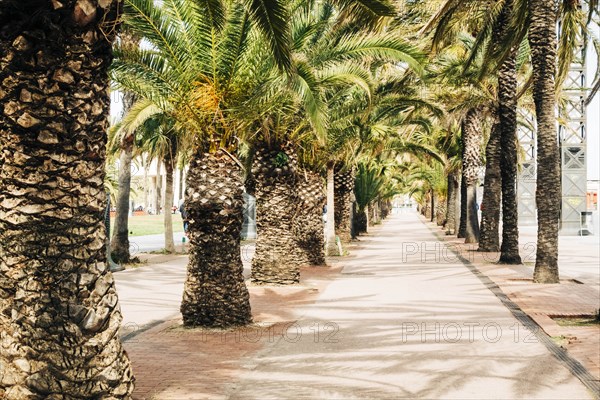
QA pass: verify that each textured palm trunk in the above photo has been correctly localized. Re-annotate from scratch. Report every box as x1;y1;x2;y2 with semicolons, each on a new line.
423;192;432;220
380;200;390;220
111;89;136;263
457;177;467;238
178;167;185;200
368;203;375;226
181;150;251;327
143;155;149;209
372;200;380;224
334;166;354;242
0;1;134;397
446;173;458;235
430;190;435;222
163;151;176;253
111;140;134;263
354;208;368;234
529;0;560;283
325;162;338;255
154;160;162;215
436;198;446;226
251;142;302;284
478;122;501;252
462;108;482;243
294;171;326;266
498;46;522;264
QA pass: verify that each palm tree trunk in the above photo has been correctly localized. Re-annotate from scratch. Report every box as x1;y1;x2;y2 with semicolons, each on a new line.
294;171;326;266
110;88;136;263
110;140;134;263
154;160;162;215
181;150;251;327
430;190;435;222
380;200;390;220
0;2;134;396
458;176;467;238
498;46;522;264
436;198;446;226
334;165;354;242
529;0;560;283
163;150;176;253
325;162;339;255
446;173;458;235
143;154;150;210
479;121;501;251
251;142;302;284
462;108;482;243
423;192;431;219
178;166;185;201
351;201;358;238
355;207;368;234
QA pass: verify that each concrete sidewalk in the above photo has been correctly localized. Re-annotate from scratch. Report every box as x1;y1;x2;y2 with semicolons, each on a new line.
427;215;600;386
118;213;596;399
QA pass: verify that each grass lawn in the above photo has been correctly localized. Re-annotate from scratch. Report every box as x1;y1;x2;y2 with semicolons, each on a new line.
111;214;184;236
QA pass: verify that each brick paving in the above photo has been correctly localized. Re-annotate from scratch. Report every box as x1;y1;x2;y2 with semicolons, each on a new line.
123;265;341;399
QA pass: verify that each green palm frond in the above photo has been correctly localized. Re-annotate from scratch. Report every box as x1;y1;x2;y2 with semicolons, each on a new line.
354;162;386;210
217;5;252;87
245;0;292;71
289;59;328;139
317;62;373;99
557;1;586;89
194;0;226;31
320;33;425;74
120;99;164;137
336;0;396;17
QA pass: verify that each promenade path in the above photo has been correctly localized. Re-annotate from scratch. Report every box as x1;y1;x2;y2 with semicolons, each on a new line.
115;212;595;399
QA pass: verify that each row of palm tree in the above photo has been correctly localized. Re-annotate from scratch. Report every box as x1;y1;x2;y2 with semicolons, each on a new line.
108;0;429;330
1;0;598;397
405;0;599;284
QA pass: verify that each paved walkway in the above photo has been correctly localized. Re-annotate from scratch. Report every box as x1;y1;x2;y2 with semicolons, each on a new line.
117;212;596;399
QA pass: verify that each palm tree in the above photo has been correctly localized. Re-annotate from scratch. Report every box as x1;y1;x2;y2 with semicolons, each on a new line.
461;107;483;243
529;0;560;283
496;0;522;263
425;40;492;243
0;0;133;396
249;137;303;284
109;99;137;262
431;124;462;235
113;0;263;327
138;115;181;253
245;0;425;264
334;164;355;241
109;32;139;263
110;104;183;253
294;170;327;266
426;0;600;278
478;120;502;251
402;161;447;222
354;162;386;233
